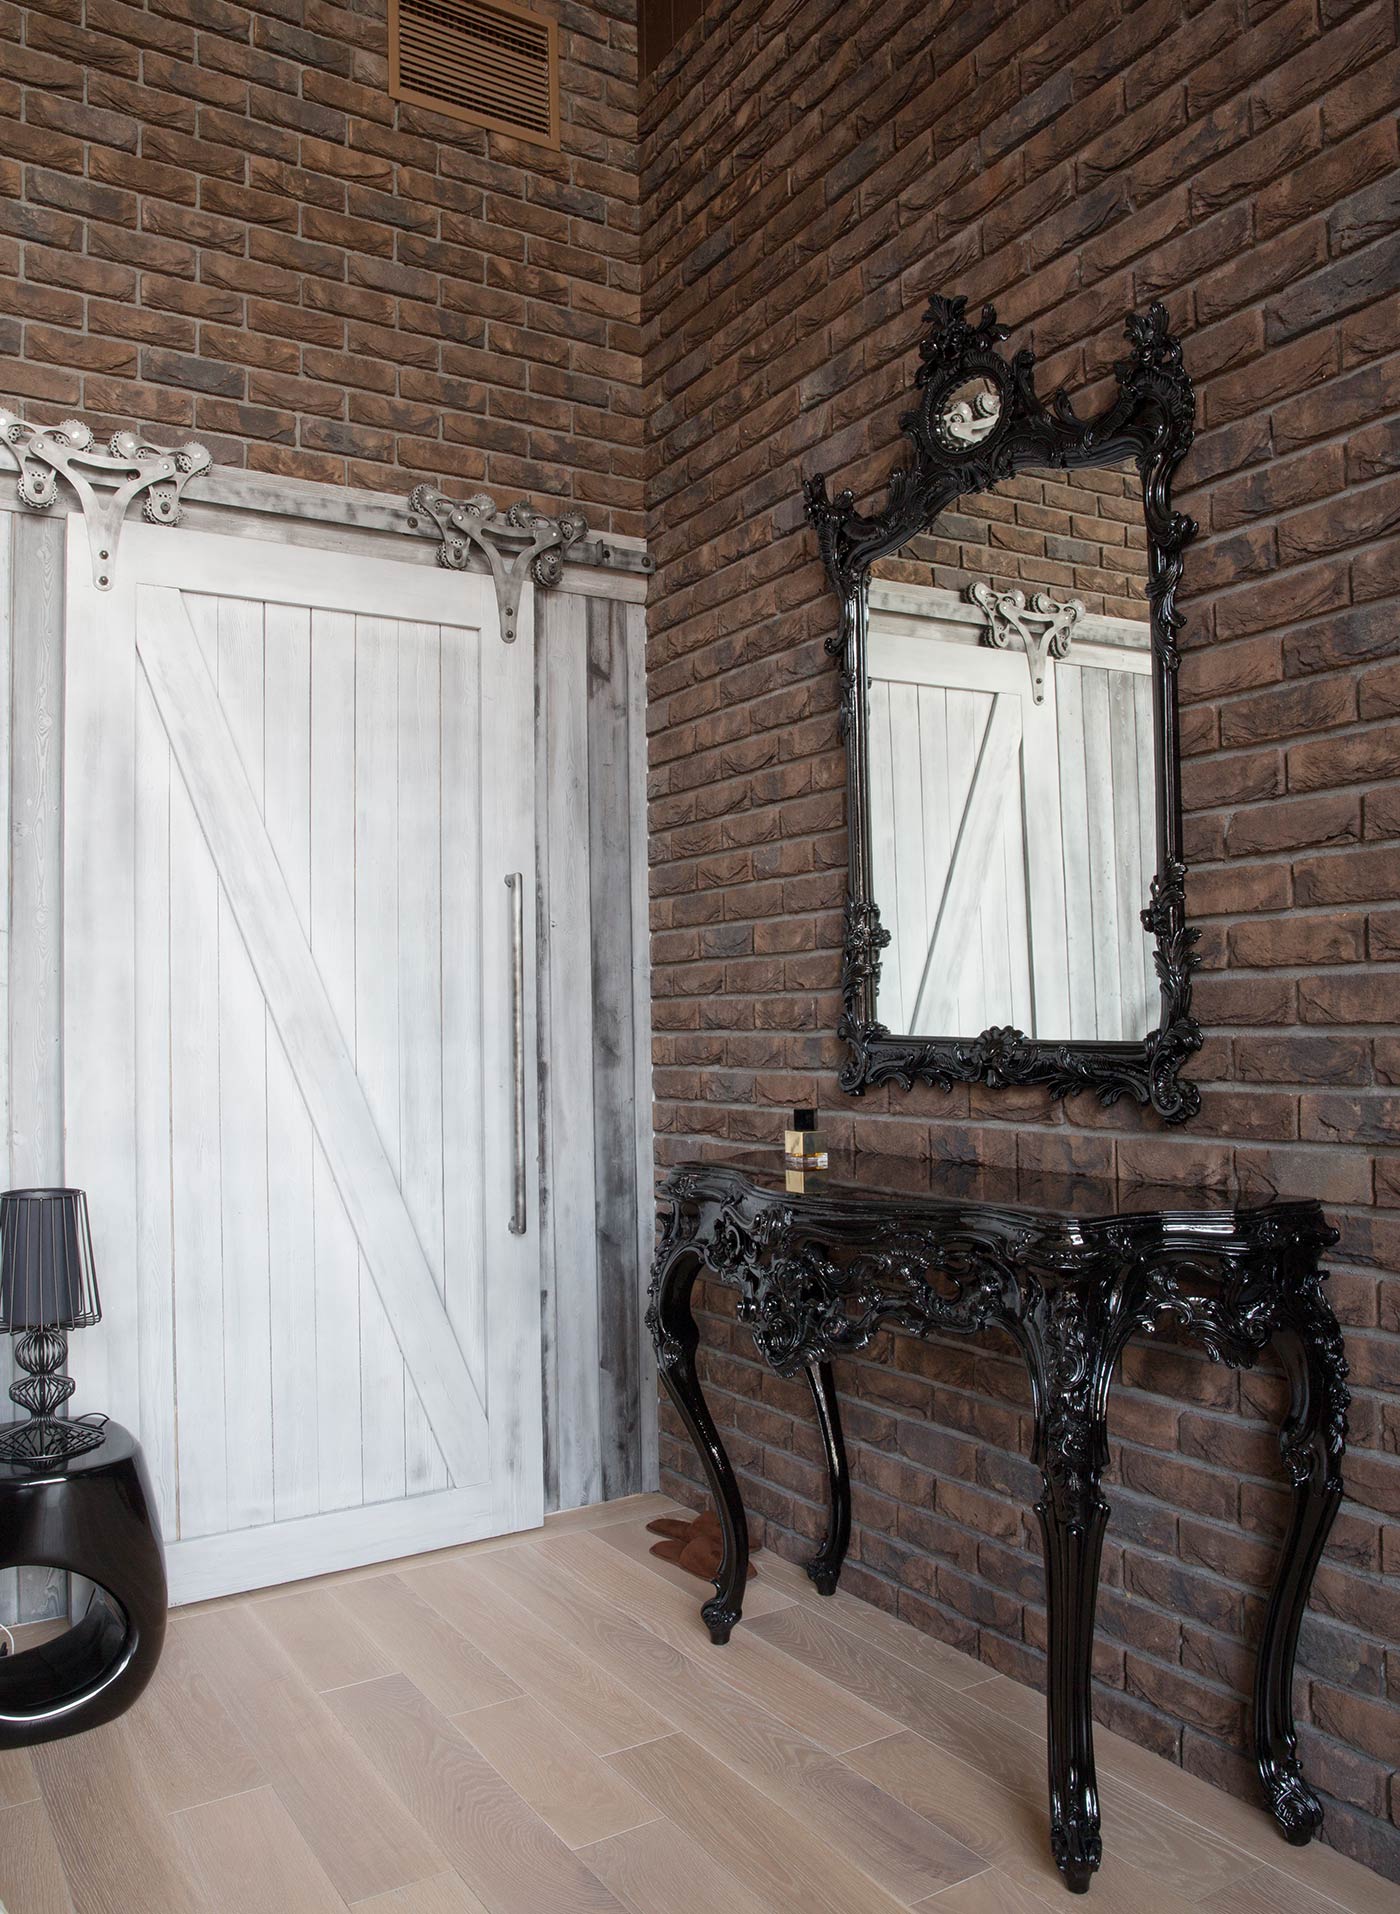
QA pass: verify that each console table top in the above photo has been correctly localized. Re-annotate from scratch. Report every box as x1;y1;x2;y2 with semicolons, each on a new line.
661;1150;1332;1234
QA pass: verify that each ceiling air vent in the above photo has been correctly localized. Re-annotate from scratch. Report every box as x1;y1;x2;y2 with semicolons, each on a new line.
389;0;559;148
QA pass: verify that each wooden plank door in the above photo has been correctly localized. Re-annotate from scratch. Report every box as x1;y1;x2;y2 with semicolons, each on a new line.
62;523;542;1603
866;630;1070;1038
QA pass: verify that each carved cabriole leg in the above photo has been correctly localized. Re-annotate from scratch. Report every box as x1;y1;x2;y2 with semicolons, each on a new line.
804;1361;851;1595
647;1245;750;1645
1254;1305;1348;1845
1024;1284;1113;1894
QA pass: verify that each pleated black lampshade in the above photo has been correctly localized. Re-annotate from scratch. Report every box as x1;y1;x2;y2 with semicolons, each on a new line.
0;1189;102;1333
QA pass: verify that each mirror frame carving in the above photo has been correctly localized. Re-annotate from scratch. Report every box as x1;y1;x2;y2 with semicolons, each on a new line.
804;297;1203;1123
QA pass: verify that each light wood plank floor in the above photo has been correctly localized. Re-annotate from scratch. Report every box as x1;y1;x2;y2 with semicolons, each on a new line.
2;1495;1397;1914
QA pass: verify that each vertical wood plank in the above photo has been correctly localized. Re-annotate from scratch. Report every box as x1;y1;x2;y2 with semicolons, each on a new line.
167;592;227;1540
541;594;601;1511
133;671;177;1533
309;607;364;1513
64;526;140;1441
1054;667;1095;1042
8;513;64;1190
10;516;69;1634
398;617;448;1495
355;613;407;1505
1109;666;1144;1038
1080;668;1122;1041
887;679;927;1027
263;602;319;1521
534;595;561;1512
587;597;641;1501
624;601;657;1495
943;688;979;1033
440;617;486;1437
480;582;543;1535
1135;673;1160;1029
865;681;903;1026
1019;670;1070;1039
215;594;275;1531
0;510;14;1629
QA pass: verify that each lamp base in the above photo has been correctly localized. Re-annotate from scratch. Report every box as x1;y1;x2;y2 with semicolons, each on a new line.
0;1416;105;1465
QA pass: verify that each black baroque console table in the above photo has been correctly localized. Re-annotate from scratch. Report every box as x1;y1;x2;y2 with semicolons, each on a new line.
647;1156;1348;1895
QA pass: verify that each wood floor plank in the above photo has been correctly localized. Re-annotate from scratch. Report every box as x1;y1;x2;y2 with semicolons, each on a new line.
972;1675;1400;1914
756;1550;991;1691
849;1731;1204;1914
407;1559;670;1757
0;1744;39;1807
535;1531;898;1753
351;1875;491;1913
579;1817;776;1914
327;1673;627;1914
1202;1865;1384;1914
250;1585;394;1691
174;1785;345;1913
453;1694;656;1847
12;1522;1397;1914
123;1619;267;1811
751;1602;1247;1904
610;1731;912;1914
180;1606;444;1901
596;1514;797;1617
0;1798;76;1914
913;1864;1053;1912
31;1718;211;1914
471;1529;986;1904
543;1494;682;1536
334;1572;520;1711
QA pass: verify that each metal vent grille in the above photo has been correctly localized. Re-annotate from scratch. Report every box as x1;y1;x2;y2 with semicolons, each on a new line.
389;0;559;148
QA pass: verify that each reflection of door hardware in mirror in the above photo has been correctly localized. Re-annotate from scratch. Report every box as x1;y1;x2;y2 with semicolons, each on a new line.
969;581;1083;704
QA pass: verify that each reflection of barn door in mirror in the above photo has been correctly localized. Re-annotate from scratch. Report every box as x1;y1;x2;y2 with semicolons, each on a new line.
1055;658;1158;1041
62;523;542;1603
867;631;1068;1038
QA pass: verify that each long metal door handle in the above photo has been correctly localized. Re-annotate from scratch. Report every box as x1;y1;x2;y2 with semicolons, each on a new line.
506;872;526;1235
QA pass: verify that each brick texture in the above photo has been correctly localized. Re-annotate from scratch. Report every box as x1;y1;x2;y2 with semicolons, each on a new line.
641;0;1400;1882
0;0;643;533
878;463;1151;619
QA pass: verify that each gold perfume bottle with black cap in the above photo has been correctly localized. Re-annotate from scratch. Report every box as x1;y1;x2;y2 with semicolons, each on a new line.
784;1108;827;1191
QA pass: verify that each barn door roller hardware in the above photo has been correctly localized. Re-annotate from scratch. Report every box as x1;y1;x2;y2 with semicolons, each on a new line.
407;484;652;640
0;413;211;590
970;579;1083;704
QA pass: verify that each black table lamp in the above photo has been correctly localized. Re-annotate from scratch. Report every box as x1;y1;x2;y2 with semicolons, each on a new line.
0;1189;104;1464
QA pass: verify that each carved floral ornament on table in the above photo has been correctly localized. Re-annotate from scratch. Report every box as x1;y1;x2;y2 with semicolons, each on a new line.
804;297;1202;1123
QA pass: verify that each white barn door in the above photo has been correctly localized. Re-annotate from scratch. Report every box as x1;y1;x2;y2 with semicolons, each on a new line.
867;630;1071;1038
62;523;542;1602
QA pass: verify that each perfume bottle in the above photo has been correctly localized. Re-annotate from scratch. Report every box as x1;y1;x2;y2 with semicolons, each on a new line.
783;1108;828;1171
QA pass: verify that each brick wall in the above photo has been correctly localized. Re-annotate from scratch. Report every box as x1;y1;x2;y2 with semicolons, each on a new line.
641;0;1400;1881
877;464;1151;619
0;0;643;534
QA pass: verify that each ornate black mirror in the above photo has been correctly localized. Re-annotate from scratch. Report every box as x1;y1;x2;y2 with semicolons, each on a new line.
805;298;1202;1123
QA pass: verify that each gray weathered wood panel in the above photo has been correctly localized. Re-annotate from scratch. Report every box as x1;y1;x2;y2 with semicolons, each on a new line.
4;507;70;1623
537;590;655;1512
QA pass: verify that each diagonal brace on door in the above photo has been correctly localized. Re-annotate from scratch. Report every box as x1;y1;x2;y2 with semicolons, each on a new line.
135;585;487;1484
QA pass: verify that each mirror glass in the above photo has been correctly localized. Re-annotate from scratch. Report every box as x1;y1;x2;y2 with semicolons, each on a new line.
865;458;1159;1043
935;376;1001;448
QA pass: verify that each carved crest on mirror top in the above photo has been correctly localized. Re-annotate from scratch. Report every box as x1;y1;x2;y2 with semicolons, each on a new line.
804;297;1203;1124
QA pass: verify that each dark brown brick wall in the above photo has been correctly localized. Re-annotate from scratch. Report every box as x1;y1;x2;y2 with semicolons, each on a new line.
877;464;1151;619
0;0;643;533
641;0;1400;1881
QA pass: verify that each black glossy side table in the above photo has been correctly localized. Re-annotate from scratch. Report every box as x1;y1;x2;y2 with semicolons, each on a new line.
648;1155;1348;1895
0;1422;167;1747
